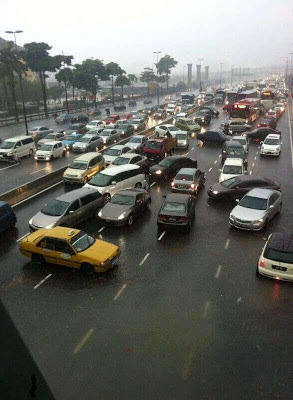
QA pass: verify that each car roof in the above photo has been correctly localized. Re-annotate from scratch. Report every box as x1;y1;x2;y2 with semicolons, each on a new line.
55;187;99;202
101;164;140;175
232;135;247;139
41;140;62;145
225;140;242;147
4;135;32;142
38;226;81;240
116;153;141;159
74;152;101;161
246;188;277;199
107;145;125;150
163;155;190;161
115;188;147;196
267;232;293;253
265;134;280;139
223;158;244;166
177;168;197;174
165;193;190;203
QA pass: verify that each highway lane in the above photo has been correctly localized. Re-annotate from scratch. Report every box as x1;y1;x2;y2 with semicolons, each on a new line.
1;106;292;399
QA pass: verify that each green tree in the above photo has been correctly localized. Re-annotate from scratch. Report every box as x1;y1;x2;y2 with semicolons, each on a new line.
115;75;130;103
23;42;69;116
140;68;156;96
156;55;178;91
106;62;125;105
47;85;64;103
74;59;108;107
127;74;137;97
55;67;73;112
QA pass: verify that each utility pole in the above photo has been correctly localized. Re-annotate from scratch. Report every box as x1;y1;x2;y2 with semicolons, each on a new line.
153;51;162;106
5;30;28;135
198;58;203;92
220;63;224;87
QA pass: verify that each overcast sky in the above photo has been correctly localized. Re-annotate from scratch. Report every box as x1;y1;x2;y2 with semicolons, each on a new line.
2;0;293;75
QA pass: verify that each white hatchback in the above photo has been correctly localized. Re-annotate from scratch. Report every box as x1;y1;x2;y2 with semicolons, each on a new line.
260;134;281;156
103;145;131;165
34;141;65;161
86;120;105;130
219;158;245;183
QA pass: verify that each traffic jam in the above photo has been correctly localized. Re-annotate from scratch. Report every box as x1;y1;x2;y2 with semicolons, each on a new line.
1;78;292;283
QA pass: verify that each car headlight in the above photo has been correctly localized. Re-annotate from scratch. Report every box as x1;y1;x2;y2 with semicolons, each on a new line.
46;156;50;160
34;156;37;160
245;119;249;123
98;210;102;217
29;218;33;225
118;212;126;220
45;223;55;229
253;219;263;225
229;214;235;220
275;146;280;151
182;141;187;145
213;190;219;194
156;170;162;175
103;138;107;143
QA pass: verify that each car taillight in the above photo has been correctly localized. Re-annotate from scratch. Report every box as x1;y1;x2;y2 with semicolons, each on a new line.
178;217;189;222
257;124;261;127
33;131;38;135
255;139;259;142
158;214;167;220
190;183;197;189
171;181;174;187
259;260;265;267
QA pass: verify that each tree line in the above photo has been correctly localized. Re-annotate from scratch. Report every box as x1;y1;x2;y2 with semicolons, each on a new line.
0;40;177;118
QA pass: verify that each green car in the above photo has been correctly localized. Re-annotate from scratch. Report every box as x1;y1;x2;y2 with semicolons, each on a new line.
175;117;201;133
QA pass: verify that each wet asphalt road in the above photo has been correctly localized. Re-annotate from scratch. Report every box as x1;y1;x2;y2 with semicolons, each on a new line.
0;103;293;400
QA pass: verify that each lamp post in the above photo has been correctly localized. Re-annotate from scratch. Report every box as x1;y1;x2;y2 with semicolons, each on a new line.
198;58;203;92
220;63;224;88
5;30;28;135
231;64;235;87
153;51;161;106
290;52;293;91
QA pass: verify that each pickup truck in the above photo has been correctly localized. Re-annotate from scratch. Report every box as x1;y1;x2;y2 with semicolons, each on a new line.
143;137;177;162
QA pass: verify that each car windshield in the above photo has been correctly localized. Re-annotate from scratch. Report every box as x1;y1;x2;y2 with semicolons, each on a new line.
69;161;88;170
267;111;275;115
162;202;186;212
79;137;91;143
65;134;81;141
41;199;69;216
176;134;187;140
0;141;14;149
70;232;95;253
129;137;142;143
89;172;113;187
46;134;56;140
176;174;193;181
68;125;79;130
39;144;53;151
106;148;121;156
112;157;129;165
31;127;40;131
264;247;293;264
87;122;96;126
118;125;129;130
145;141;162;149
227;148;244;156
234;138;246;145
168;126;177;131
101;131;111;136
239;195;267;210
111;194;135;205
159;158;173;167
221;177;239;187
131;119;140;124
264;139;279;145
223;165;242;174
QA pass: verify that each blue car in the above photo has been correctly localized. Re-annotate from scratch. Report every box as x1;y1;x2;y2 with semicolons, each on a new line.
62;134;84;150
0;201;16;233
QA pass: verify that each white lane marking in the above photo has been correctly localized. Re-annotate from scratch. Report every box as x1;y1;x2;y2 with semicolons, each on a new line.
184;152;189;155
218;154;221;158
208;167;212;172
224;239;230;249
214;160;217;164
73;328;95;355
12;181;63;208
202;301;211;318
237;297;242;303
16;232;30;242
113;283;127;301
158;231;166;241
287;97;293;172
33;274;52;289
139;253;150;266
191;147;194;151
254;156;257;160
30;167;47;175
252;163;255;167
256;151;259;155
0;163;20;171
98;226;105;233
249;171;252;175
215;265;222;279
150;182;156;187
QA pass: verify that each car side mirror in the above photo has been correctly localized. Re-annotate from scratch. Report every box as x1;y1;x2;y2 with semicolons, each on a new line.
235;198;239;202
69;210;75;214
111;181;116;185
270;205;274;208
260;141;263;144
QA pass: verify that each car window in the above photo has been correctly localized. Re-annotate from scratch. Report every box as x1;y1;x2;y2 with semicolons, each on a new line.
53;239;74;254
269;193;279;205
37;237;56;250
132;156;142;163
89;158;97;167
68;200;80;212
80;192;102;206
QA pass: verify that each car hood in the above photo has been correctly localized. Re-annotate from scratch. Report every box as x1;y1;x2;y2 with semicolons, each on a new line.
150;165;168;173
73;142;87;147
99;203;132;219
31;212;60;229
81;240;119;263
219;173;242;183
64;167;83;177
35;150;51;155
262;144;279;150
104;154;118;163
127;142;140;149
231;205;267;221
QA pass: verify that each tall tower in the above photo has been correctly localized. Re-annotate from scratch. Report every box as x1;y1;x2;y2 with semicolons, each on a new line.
187;64;192;87
204;66;209;83
196;64;201;86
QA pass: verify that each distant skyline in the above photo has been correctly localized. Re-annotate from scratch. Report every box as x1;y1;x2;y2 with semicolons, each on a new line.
2;0;293;76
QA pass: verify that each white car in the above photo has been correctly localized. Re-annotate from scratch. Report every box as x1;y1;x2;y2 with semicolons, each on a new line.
34;141;65;161
155;124;181;138
175;131;189;149
103;145;131;165
257;232;293;282
174;112;188;120
166;104;177;115
219;158;245;183
86;120;105;130
260;134;281;156
37;132;65;146
274;103;285;114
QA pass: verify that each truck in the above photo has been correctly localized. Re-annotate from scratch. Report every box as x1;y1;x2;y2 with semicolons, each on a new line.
143;137;177;162
181;93;195;105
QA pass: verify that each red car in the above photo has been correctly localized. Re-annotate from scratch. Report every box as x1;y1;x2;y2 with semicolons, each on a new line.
104;114;120;124
265;110;279;120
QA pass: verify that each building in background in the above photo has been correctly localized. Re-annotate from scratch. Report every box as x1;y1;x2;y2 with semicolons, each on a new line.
187;64;192;87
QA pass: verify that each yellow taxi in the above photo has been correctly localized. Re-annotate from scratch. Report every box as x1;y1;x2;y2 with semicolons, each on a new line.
19;226;120;274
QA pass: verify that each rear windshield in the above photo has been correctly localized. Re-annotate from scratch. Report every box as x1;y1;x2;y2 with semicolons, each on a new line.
105;148;121;156
162;202;186;212
227;147;244;157
264;248;293;264
223;165;242;174
176;174;193;181
41;199;69;216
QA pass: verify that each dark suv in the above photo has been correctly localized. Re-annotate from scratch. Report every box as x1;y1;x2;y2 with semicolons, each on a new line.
193;110;211;126
221;141;248;168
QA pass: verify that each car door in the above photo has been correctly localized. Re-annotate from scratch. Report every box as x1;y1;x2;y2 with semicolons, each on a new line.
0;205;10;232
267;193;280;219
233;180;254;199
132;155;143;167
39;237;79;268
133;193;144;216
61;199;82;226
80;191;104;219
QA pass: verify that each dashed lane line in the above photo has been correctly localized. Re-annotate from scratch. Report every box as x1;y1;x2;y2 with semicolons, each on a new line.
249;171;252;175
214;160;217;164
208;167;212;172
224;239;230;249
113;284;127;301
252;163;255;167
30;167;47;175
98;226;105;233
73;328;95;355
139;253;150;266
150;182;156;187
215;265;222;279
0;163;20;171
158;231;166;241
33;274;52;290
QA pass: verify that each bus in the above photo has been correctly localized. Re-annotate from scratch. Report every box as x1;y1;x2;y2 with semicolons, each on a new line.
237;89;259;101
229;98;262;123
260;90;276;110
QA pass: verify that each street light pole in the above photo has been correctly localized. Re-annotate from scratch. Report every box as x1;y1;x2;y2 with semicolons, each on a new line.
5;30;28;135
198;58;203;92
231;64;235;87
153;51;161;106
290;52;293;91
220;63;224;87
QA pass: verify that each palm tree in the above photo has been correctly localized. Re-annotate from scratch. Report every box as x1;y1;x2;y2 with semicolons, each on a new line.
128;74;137;98
115;75;131;103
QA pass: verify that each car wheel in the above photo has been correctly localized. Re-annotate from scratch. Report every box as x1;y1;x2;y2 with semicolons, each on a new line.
263;220;269;231
135;182;142;188
104;193;111;202
83;176;89;184
50;155;54;161
127;214;134;226
62;151;66;158
32;254;45;267
277;202;282;214
80;263;94;275
29;149;34;157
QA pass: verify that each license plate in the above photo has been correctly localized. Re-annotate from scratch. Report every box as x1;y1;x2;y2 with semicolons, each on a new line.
272;265;287;272
168;217;176;221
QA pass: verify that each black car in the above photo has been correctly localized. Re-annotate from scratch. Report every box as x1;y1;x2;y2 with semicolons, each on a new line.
257;116;277;130
55;113;71;124
64;123;87;135
149;156;198;179
246;128;281;143
88;108;101;116
197;130;230;144
199;106;220;118
221;141;248;168
97;189;151;226
71;114;89;123
193;110;211;126
114;104;126;111
128;100;137;106
141;107;155;115
116;124;135;138
157;193;196;231
143;98;152;104
207;175;281;201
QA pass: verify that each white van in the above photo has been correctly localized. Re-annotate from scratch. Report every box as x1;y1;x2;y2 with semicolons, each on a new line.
34;141;65;161
0;136;35;161
219;158;245;183
84;164;146;201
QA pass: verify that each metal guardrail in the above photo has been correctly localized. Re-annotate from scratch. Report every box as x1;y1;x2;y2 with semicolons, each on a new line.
0;100;209;206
